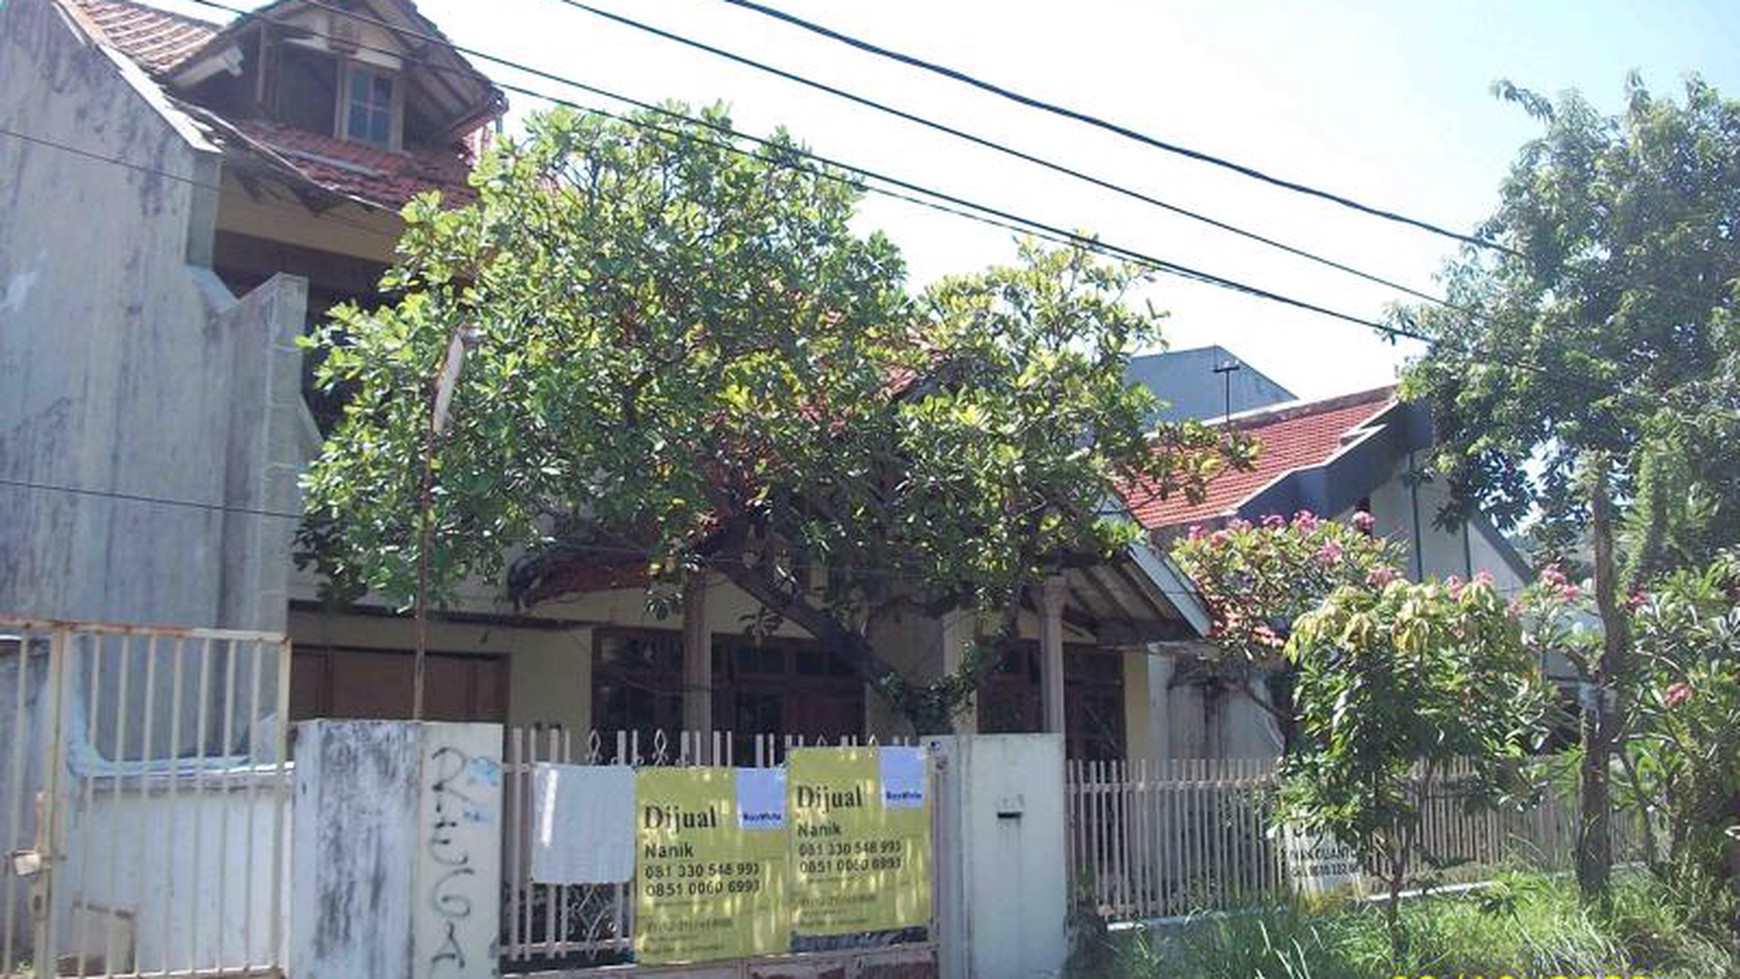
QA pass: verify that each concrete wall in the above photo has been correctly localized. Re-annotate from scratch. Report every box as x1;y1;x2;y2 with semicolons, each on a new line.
0;0;306;633
1127;346;1296;424
290;720;502;979
1366;456;1529;591
925;734;1067;979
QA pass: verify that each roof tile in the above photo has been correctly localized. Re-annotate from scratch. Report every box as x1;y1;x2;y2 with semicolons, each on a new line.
65;0;219;74
230;119;476;210
1124;388;1394;530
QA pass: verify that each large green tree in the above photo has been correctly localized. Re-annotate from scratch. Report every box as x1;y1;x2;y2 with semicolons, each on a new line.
1394;75;1740;900
299;105;1242;733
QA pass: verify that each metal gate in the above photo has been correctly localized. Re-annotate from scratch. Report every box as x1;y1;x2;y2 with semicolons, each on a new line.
2;619;291;979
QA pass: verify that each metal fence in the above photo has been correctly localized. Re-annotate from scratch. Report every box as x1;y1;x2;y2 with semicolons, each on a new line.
500;728;916;971
1069;756;1649;923
2;619;290;979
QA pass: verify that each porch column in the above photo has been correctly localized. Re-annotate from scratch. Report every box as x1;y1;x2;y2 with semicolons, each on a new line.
682;572;711;733
1148;652;1175;761
1038;574;1068;734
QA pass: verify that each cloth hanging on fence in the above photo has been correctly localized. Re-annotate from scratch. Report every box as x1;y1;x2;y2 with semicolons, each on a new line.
530;762;636;883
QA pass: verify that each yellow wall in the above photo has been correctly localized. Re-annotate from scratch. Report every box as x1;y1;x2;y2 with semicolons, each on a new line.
286;608;592;733
216;174;403;264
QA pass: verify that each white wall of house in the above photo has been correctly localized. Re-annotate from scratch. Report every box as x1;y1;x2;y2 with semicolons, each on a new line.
1367;457;1530;593
1126;646;1284;762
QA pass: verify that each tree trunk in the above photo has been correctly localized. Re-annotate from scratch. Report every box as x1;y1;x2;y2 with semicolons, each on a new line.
1384;837;1408;958
1578;460;1629;905
713;552;967;733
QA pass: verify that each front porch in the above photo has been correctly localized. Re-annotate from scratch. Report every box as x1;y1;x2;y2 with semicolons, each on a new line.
283;546;1274;763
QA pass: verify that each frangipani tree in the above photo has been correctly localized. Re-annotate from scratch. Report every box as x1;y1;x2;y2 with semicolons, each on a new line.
1393;76;1740;900
1616;554;1740;930
1170;511;1404;740
299;104;1246;733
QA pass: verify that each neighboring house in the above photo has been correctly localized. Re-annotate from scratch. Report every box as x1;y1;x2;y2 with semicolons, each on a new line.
0;0;503;636
1126;344;1295;424
1118;383;1536;758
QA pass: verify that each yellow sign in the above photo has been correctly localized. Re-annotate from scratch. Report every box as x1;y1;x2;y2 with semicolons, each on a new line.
634;767;789;964
787;747;932;936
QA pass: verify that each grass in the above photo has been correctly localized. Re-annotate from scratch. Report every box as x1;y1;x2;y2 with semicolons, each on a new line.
1081;871;1739;979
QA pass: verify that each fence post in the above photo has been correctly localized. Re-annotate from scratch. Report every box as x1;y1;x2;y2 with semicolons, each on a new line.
31;626;70;973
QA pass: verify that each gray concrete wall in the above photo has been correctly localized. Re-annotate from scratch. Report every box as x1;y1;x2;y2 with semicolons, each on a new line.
1127;346;1296;424
0;0;304;632
290;720;503;979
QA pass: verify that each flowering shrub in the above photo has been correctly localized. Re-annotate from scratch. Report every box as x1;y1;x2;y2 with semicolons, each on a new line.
1281;573;1549;950
1623;554;1740;929
1519;552;1740;928
1171;510;1405;666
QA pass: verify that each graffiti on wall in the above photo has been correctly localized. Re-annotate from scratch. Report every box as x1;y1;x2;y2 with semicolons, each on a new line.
418;727;502;979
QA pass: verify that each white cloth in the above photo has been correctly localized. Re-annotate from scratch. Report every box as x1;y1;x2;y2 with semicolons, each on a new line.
530;763;635;884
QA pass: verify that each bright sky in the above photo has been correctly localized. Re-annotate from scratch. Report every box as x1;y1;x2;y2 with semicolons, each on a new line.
162;0;1740;399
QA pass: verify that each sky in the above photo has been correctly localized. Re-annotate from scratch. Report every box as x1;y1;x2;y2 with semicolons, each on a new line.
160;0;1740;400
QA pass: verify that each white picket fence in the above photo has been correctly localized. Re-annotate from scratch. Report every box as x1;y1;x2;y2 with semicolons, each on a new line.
499;728;914;970
1068;757;1646;922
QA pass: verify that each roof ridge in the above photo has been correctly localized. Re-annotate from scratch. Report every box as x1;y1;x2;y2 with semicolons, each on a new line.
1215;383;1396;432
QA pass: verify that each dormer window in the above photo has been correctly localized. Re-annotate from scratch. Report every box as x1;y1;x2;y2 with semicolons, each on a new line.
341;62;399;149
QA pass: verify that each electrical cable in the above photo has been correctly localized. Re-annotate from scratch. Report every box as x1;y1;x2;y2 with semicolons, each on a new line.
18;0;1707;415
707;0;1518;255
532;0;1459;310
171;0;1441;346
0;476;1538;595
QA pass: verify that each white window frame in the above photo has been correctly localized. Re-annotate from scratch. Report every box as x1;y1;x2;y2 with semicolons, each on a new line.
336;59;403;150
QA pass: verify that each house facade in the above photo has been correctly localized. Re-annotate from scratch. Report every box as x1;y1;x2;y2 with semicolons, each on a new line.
1;0;1531;771
1121;384;1535;758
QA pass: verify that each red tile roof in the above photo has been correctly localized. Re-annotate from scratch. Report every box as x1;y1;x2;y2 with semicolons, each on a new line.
1124;387;1395;530
228;119;475;210
62;0;486;212
65;0;219;74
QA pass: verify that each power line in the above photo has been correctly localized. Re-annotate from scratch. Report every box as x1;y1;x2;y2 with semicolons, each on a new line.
0;126;405;247
41;0;1703;413
706;0;1517;256
532;0;1458;310
178;0;1440;347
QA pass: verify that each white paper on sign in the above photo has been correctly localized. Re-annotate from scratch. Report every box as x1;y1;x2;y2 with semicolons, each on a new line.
736;767;787;830
530;763;635;884
878;746;926;810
